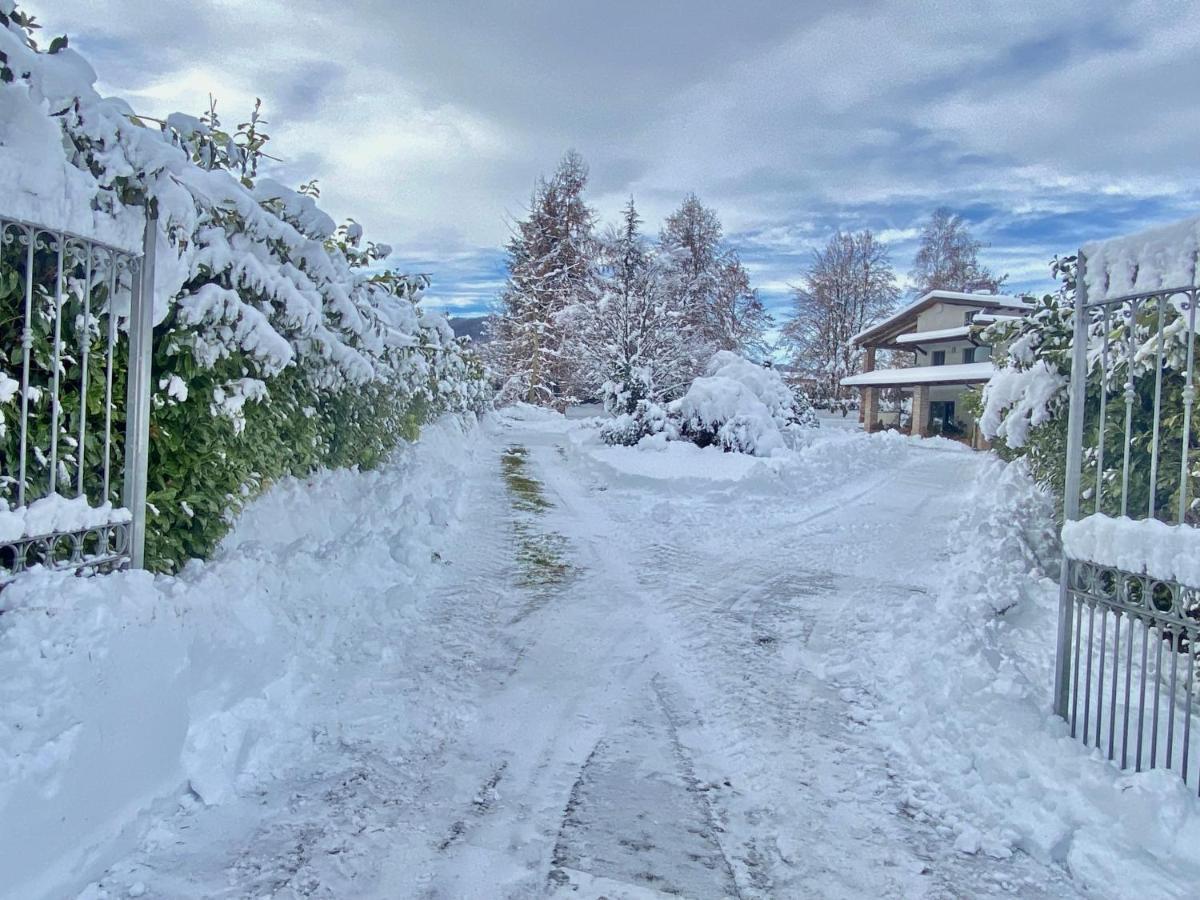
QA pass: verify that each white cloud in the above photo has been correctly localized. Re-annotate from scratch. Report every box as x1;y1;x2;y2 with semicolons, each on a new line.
21;0;1200;314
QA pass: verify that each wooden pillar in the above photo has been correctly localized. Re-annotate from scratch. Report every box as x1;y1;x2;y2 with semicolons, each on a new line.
911;384;930;437
859;347;876;424
862;386;879;432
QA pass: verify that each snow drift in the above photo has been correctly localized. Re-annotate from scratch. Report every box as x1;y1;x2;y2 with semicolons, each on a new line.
871;454;1200;896
0;415;482;899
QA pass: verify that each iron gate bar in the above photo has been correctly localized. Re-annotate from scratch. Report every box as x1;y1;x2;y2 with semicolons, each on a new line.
123;211;157;569
1056;241;1200;789
0;211;154;577
1054;253;1090;719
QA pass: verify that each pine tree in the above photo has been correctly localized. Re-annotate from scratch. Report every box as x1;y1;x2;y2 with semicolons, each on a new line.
566;198;700;415
910;208;1007;295
782;230;899;401
659;194;770;357
490;151;596;406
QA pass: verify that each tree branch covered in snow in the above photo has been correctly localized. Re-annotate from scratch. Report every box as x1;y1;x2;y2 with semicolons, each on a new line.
981;255;1199;520
0;3;488;568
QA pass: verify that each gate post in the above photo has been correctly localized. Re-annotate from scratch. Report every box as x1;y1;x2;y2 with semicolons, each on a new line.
123;210;157;569
1054;252;1090;719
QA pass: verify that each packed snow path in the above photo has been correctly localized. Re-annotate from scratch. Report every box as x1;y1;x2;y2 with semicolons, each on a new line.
86;411;1087;899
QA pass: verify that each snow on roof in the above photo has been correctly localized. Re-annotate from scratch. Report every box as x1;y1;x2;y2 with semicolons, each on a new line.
894;325;972;344
1081;216;1200;303
972;312;1023;324
840;361;995;387
851;291;1031;346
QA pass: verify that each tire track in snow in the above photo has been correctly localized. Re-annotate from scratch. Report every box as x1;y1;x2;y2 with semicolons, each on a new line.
600;443;1087;899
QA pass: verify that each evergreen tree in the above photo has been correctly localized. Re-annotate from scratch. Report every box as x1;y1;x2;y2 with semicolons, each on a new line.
910;207;1007;295
659;194;770;357
566;198;700;415
490;151;596;405
782;229;899;401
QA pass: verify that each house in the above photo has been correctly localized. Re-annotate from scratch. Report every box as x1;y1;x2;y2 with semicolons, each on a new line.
840;290;1031;446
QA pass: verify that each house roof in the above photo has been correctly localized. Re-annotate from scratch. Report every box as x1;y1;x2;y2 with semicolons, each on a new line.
894;325;972;345
851;290;1031;348
841;361;995;388
972;312;1023;325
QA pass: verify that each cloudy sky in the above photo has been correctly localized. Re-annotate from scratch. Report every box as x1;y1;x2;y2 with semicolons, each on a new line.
28;0;1200;322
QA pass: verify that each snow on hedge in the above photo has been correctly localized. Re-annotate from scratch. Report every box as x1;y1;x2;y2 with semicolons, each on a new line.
0;6;479;405
0;6;487;566
674;373;786;455
979;359;1066;448
1063;514;1200;587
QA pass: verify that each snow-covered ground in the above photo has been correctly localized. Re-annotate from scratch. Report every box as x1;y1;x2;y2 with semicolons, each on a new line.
5;408;1200;898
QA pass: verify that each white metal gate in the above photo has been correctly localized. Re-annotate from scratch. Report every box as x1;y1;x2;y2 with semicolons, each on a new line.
0;211;156;578
1056;247;1200;784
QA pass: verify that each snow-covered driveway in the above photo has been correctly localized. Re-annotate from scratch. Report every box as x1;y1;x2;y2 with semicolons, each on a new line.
72;412;1089;899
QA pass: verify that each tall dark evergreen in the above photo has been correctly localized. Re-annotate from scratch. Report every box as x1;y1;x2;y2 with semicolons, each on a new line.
490;150;596;405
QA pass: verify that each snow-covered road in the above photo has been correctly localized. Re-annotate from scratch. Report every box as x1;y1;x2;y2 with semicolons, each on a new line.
70;412;1090;899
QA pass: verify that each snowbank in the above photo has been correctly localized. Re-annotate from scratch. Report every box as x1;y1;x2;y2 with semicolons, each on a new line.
567;414;930;493
1063;514;1200;587
577;429;787;486
0;415;481;900
870;456;1200;896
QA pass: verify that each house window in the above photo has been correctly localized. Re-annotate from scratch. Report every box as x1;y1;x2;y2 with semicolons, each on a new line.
962;347;976;364
964;310;977;325
932;350;946;366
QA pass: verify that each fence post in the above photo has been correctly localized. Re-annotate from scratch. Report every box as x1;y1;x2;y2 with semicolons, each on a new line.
1054;252;1090;719
123;210;157;569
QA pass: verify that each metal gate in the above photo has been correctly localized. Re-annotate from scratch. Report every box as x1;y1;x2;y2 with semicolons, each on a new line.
1055;247;1200;784
0;212;156;579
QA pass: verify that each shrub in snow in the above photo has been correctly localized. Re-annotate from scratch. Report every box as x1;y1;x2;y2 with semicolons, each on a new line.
599;399;671;447
981;256;1198;519
666;352;818;455
705;351;819;430
0;6;488;569
673;374;785;455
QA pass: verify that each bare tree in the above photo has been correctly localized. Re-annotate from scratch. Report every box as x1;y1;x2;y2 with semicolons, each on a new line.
910;207;1006;295
782;230;899;401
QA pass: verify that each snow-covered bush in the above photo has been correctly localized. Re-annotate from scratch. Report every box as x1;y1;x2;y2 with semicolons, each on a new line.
599;398;671;446
673;374;786;455
667;352;818;455
0;5;488;569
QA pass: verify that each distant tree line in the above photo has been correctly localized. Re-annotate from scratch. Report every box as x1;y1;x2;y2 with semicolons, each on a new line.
487;151;1007;410
487;151;769;412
